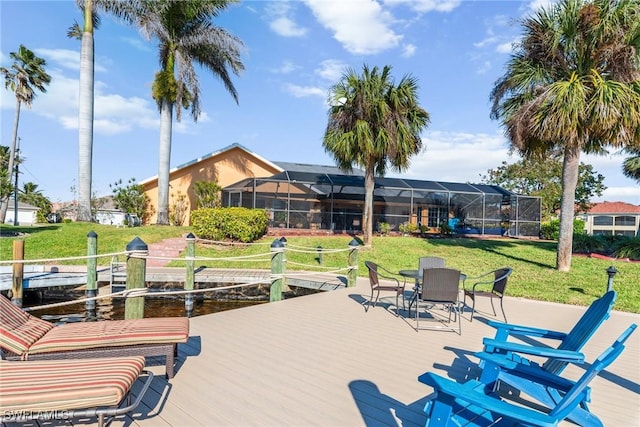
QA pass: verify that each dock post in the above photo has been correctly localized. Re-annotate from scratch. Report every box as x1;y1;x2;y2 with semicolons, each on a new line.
86;231;98;314
270;239;285;302
125;237;148;319
185;233;196;314
11;240;24;307
347;238;359;288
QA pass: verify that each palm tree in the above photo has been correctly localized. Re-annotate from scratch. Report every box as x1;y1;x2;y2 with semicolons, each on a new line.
490;0;640;271
323;64;430;246
69;0;137;222
134;0;244;224
0;45;51;224
622;146;640;182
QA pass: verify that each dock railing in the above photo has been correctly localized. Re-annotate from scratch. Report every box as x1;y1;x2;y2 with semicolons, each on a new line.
1;232;360;319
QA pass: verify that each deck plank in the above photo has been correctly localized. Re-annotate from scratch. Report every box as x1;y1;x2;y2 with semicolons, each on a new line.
7;277;638;426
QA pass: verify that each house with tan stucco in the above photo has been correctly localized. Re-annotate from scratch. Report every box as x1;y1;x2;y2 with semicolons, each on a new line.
140;143;542;237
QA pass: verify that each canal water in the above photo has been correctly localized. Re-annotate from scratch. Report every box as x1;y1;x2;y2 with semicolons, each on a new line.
24;286;320;323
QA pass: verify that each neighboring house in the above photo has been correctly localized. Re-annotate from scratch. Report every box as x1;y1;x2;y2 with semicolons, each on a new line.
579;201;640;237
3;200;38;225
139;143;542;237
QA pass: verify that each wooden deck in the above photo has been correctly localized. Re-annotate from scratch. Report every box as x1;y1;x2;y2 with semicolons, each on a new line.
6;276;640;426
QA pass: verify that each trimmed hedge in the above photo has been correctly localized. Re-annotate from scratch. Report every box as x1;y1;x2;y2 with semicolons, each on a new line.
191;207;268;242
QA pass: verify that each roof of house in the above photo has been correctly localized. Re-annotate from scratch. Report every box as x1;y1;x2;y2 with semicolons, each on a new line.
7;199;39;211
139;143;283;185
586;201;640;214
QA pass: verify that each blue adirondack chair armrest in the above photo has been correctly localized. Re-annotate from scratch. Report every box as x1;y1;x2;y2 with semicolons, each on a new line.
418;372;559;427
482;338;585;363
475;352;585;393
487;319;568;341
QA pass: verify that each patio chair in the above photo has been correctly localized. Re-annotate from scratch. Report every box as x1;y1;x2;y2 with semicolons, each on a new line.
475;290;617;423
0;294;189;378
418;324;637;427
463;267;512;322
414;267;462;334
364;261;405;316
0;356;154;427
407;257;447;313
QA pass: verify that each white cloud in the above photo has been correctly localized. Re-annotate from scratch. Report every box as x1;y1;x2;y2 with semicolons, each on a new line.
473;36;498;49
401;43;417;58
265;2;308;38
389;131;512;183
304;0;402;55
270;16;308;37
35;48;108;73
283;83;326;98
315;59;347;82
528;0;557;12
496;39;517;54
384;0;462;13
271;60;299;74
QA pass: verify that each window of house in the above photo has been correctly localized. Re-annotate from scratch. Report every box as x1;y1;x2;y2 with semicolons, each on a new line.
614;216;636;226
593;215;613;226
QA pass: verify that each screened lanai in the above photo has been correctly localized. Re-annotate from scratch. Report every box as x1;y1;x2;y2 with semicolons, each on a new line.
222;167;541;237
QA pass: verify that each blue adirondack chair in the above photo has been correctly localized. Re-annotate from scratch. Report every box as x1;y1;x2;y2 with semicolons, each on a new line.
475;291;617;425
418;324;637;427
478;290;617;380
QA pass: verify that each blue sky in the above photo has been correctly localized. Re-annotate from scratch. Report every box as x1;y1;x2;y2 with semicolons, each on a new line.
1;0;638;205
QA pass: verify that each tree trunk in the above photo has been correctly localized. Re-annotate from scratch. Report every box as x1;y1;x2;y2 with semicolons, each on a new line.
76;23;95;222
556;145;581;272
362;169;374;247
0;98;21;224
156;98;173;225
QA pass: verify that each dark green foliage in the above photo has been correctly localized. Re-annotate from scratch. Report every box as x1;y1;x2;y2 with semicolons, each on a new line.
572;233;606;254
613;237;640;260
541;218;585;240
191;207;268;242
481;158;606;220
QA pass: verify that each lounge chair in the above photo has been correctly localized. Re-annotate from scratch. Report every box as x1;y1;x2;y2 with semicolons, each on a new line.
0;356;153;427
0;294;189;378
418;324;637;427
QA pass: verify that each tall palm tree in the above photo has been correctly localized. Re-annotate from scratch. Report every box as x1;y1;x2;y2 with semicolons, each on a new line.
622;146;640;182
323;64;430;246
134;0;244;225
70;0;137;222
490;0;640;271
0;45;51;224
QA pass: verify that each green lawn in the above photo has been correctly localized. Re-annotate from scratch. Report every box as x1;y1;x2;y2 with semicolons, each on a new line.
1;223;638;313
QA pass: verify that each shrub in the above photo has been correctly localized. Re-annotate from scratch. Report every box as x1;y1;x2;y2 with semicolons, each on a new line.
540;218;585;240
613;236;640;260
191;207;268;242
439;221;453;235
572;233;606;253
398;222;418;235
378;222;391;235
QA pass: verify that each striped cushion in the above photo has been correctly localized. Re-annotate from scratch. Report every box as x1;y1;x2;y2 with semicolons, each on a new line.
0;356;145;413
0;295;54;355
28;317;189;355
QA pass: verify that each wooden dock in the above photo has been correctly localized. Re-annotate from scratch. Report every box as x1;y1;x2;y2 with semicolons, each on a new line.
4;277;640;426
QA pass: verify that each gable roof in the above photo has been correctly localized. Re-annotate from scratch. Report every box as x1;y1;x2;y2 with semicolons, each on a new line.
139;143;283;185
586;201;640;214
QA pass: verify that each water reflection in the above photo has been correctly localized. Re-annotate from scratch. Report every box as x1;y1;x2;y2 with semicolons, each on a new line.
27;293;265;323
